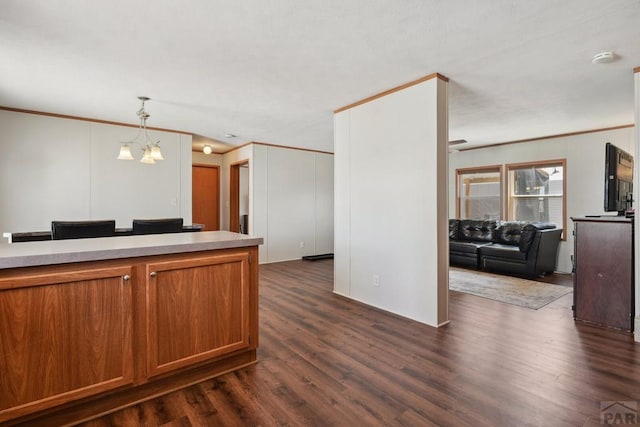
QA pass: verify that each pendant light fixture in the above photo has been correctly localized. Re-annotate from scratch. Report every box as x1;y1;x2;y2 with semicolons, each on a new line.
117;96;163;164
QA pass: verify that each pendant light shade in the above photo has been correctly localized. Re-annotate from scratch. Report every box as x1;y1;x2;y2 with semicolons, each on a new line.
117;96;164;164
150;145;164;160
140;147;156;164
117;144;134;160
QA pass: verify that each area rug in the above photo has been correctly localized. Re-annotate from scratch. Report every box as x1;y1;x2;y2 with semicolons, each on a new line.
449;267;572;310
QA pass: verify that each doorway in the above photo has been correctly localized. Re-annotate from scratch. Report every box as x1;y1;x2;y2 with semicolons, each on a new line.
192;164;220;230
230;160;249;234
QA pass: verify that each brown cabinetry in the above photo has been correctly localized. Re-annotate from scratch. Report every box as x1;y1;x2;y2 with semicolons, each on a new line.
572;217;634;331
145;252;252;377
0;246;258;425
0;265;134;421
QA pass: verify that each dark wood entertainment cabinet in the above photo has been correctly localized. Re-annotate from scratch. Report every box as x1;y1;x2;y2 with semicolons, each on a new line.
571;216;634;332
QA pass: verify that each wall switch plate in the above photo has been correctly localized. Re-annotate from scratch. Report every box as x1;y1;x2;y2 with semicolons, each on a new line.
299;241;305;248
373;274;380;286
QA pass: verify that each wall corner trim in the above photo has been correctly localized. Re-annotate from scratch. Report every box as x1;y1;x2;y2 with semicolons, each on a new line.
333;72;449;114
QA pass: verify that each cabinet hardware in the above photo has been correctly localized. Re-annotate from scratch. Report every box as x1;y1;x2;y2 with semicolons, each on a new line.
123;274;130;281
150;271;157;277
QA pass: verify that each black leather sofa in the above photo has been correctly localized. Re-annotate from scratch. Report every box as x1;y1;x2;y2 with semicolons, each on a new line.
449;219;562;278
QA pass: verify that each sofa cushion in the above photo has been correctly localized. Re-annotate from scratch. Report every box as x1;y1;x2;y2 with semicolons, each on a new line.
450;240;493;254
494;221;529;246
449;219;459;240
479;244;527;261
458;220;496;242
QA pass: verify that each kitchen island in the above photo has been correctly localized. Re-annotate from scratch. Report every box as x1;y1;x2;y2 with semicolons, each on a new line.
0;231;262;426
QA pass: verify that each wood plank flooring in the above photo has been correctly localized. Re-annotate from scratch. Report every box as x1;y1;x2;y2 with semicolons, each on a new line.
81;260;639;427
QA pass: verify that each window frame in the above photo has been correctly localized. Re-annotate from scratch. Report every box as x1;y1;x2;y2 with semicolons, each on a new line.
505;159;567;240
455;165;503;220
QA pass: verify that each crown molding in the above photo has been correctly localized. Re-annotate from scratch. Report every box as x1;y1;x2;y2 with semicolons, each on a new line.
221;141;333;156
457;124;634;152
0;106;187;135
334;72;449;114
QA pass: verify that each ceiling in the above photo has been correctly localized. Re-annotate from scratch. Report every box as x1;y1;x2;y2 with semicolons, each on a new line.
2;1;640;153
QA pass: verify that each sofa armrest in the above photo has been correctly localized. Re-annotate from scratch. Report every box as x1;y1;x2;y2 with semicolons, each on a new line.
525;228;562;276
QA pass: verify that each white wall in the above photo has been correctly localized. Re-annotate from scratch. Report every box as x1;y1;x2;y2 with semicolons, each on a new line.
240;166;249;216
315;153;335;255
334;76;449;327
263;146;333;262
449;126;635;273
1;110;333;264
192;151;223;166
0;110;192;233
221;144;333;264
220;145;253;232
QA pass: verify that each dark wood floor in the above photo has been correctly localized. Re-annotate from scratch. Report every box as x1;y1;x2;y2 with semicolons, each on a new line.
81;260;638;427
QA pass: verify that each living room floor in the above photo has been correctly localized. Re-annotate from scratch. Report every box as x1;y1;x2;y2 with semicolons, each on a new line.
79;259;637;427
535;270;574;287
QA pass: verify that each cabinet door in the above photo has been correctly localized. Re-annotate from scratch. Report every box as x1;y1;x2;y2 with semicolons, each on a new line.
145;251;251;377
0;266;134;422
574;221;633;330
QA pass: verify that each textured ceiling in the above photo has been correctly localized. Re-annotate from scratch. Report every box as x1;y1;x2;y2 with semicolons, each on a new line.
1;1;639;153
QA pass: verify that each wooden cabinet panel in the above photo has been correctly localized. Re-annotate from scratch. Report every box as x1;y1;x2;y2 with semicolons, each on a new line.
0;245;258;425
572;218;634;331
145;252;251;377
0;266;133;421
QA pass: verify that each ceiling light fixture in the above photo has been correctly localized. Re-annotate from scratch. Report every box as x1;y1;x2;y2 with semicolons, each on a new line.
224;133;236;138
592;51;615;64
117;96;163;164
203;145;213;155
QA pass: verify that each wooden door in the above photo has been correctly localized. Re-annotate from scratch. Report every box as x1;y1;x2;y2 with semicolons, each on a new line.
192;165;220;231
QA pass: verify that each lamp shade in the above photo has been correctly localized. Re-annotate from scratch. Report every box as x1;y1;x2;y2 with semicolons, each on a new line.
117;144;134;160
150;145;164;160
140;148;156;164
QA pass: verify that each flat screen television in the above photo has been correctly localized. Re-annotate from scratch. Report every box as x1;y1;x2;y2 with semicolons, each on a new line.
604;142;634;215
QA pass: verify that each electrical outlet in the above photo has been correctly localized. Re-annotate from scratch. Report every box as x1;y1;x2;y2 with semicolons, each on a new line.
299;241;305;248
373;274;380;286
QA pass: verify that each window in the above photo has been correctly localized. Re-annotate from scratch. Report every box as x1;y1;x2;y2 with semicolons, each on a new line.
456;166;502;220
506;160;566;236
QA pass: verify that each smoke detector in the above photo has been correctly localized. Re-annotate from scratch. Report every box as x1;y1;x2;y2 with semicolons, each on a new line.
592;52;615;64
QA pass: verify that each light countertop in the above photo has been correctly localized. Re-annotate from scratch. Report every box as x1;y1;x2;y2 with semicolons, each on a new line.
0;231;263;269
